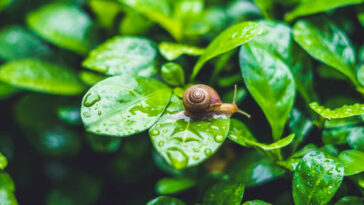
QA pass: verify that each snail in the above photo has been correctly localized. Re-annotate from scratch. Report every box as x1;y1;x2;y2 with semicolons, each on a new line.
182;84;251;119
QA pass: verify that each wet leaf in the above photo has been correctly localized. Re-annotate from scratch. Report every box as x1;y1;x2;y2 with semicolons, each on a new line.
292;151;344;205
239;20;295;140
26;2;94;55
0;172;14;192
309;102;364;120
81;76;171;137
149;96;230;169
202;181;244;205
0;25;52;60
338;150;364;176
82;36;157;76
159;42;205;61
155;177;196;194
285;0;364;22
79;71;106;86
147;196;185;205
293;17;358;87
288;108;314;152
0;189;17;205
243;200;272;205
228;119;295;150
0;59;85;95
347;127;364;151
192;21;262;80
335;196;364;205
0;153;7;170
161;62;185;86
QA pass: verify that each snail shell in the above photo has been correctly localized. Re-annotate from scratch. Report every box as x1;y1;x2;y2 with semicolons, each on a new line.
183;84;221;113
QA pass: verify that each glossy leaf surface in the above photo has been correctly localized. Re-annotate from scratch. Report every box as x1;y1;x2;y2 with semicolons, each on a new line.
338;150;364;176
81;76;171;137
334;196;364;205
310;102;364;120
192;21;262;79
26;2;94;54
293;17;358;86
0;153;7;170
239;20;295;140
0;59;85;95
159;42;205;61
147;196;185;205
202;181;244;205
161;63;185;86
156;177;196;194
82;36;157;76
292;151;344;205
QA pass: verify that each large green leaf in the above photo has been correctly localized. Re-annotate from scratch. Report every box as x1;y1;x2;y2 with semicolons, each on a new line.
239;20;295;140
158;42;205;61
338;150;364;176
309;102;364;120
0;153;7;170
285;0;364;22
202;181;245;205
149;96;230;169
293;17;358;87
0;59;85;95
155;177;196;194
26;2;94;55
81;76;171;137
228;119;295;150
191;21;262;80
147;196;185;205
82;36;157;76
292;151;344;205
0;25;52;60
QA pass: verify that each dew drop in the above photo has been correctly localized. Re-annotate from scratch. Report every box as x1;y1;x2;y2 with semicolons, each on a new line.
83;112;91;118
214;135;224;143
204;148;212;156
158;141;165;147
84;92;101;107
98;111;102;116
151;129;160;136
193;155;199;160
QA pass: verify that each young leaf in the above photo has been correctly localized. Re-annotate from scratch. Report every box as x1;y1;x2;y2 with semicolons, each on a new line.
239;20;295;140
293;17;358;87
161;63;185;86
334;196;364;205
243;200;272;205
0;172;15;192
147;196;185;205
0;152;7;170
0;25;52;60
0;59;85;95
27;2;94;54
292;151;344;205
202;181;244;205
285;0;364;22
338;150;364;176
228;119;295;150
159;42;205;61
82;36;157;76
309;102;364;120
155;177;196;194
191;21;262;80
81;76;171;137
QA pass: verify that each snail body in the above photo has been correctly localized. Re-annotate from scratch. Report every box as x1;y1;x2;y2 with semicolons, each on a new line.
182;84;250;119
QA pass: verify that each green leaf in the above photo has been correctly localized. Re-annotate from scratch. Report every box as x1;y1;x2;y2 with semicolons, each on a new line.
292;151;344;205
0;0;12;12
228;119;295;150
202;181;244;205
158;42;205;61
119;9;153;35
335;196;364;205
357;65;364;87
322;126;352;145
288;108;314;152
191;21;262;80
338;150;364;176
161;63;185;86
0;82;18;99
89;0;122;29
285;0;364;22
0;25;52;60
149;96;230;169
82;36;157;76
79;71;106;86
293;17;358;86
86;134;121;153
228;150;285;186
239;20;295;140
119;0;182;40
243;200;272;205
309;102;364;120
0;152;7;170
26;2;94;55
0;59;85;95
252;0;273;18
0;172;15;192
155;177;196;194
57;105;81;125
0;189;17;205
347;127;364;151
15;94;82;157
147;196;185;205
81;76;171;137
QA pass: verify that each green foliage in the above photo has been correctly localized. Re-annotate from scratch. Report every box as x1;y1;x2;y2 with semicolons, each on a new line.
338;150;364;176
159;42;205;61
0;153;7;170
161;62;185;86
155;177;196;194
202;181;245;205
310;102;364;120
147;196;185;205
243;200;272;205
